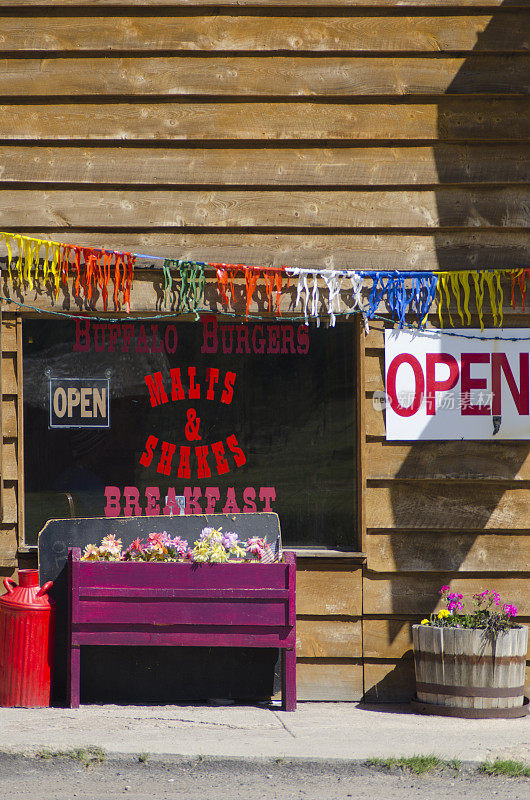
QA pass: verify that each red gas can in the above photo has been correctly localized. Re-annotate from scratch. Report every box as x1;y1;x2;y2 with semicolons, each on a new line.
0;569;55;707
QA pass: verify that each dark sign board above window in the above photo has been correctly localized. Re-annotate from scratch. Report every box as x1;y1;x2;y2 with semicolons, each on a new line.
49;377;110;429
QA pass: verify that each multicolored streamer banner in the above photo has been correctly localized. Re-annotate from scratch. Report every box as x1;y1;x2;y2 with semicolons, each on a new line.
0;230;528;329
0;232;135;312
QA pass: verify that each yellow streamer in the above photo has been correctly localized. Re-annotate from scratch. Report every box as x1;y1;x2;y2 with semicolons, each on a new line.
495;271;504;328
0;234;12;278
49;243;61;296
471;272;485;330
0;232;67;293
449;272;464;325
14;235;23;285
432;268;515;330
483;272;498;326
42;241;50;283
442;272;455;328
459;271;472;326
436;277;444;327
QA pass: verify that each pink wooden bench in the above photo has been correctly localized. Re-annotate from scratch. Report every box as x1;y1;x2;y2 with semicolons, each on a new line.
67;548;296;710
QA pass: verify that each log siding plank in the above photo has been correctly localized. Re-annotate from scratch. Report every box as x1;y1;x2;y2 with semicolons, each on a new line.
366;484;530;531
3;232;528;272
296;618;362;658
367;532;530;573
1;145;530;187
2;1;527;8
365;440;530;481
0;188;527;229
0;100;526;141
1;15;527;54
363;574;529;616
1;56;528;97
297;569;362;616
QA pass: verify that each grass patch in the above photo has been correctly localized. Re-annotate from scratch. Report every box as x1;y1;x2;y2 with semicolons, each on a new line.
138;752;149;763
365;757;397;770
479;759;530;778
365;755;458;775
36;749;70;760
35;746;106;767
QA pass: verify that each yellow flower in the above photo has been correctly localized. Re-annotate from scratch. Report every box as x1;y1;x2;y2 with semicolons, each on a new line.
437;609;451;619
420;619;429;625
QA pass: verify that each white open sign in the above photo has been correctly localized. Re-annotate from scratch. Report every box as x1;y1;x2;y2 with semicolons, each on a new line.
384;329;530;440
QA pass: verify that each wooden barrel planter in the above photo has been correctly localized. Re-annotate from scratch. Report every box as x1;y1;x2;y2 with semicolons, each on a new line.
411;624;528;718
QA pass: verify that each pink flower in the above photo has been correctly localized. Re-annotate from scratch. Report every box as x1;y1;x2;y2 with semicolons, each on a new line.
503;604;518;617
147;532;168;548
439;585;450;593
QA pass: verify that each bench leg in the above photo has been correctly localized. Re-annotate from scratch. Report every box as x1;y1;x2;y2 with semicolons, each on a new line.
68;644;80;709
281;647;297;712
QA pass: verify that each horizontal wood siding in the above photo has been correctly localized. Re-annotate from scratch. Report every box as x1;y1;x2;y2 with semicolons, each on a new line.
0;1;527;701
364;315;530;699
0;312;19;565
295;560;363;701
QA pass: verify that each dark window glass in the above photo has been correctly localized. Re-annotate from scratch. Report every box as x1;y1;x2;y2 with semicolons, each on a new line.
22;317;356;548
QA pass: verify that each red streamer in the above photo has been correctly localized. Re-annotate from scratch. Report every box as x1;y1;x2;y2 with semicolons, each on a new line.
511;270;529;312
212;262;288;317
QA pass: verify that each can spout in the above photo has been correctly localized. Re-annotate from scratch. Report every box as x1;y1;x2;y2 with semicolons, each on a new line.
17;570;40;588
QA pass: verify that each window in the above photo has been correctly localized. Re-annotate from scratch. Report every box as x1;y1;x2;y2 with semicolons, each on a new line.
22;316;356;549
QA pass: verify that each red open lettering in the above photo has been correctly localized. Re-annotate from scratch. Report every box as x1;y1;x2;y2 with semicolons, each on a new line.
386;354;424;417
425;353;459;415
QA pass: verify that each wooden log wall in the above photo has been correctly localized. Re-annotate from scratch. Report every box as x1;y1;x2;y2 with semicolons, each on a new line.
0;1;529;700
0;1;528;270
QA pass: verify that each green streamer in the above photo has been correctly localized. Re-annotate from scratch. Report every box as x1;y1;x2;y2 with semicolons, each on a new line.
162;259;205;314
178;261;205;316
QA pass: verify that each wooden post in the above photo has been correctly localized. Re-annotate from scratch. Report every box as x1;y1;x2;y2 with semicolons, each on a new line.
68;547;81;709
282;550;297;711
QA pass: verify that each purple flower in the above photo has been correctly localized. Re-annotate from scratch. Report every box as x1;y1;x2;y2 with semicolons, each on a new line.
222;532;239;550
503;604;518;617
166;535;189;556
439;585;450;593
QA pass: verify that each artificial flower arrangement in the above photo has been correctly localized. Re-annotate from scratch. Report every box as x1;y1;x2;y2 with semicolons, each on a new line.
81;528;276;565
420;585;520;641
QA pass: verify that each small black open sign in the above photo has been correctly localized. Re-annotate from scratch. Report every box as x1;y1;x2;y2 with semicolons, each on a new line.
49;377;110;429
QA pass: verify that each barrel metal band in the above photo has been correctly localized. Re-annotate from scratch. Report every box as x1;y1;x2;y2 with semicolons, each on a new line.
411;696;529;720
416;681;525;698
415;652;525;666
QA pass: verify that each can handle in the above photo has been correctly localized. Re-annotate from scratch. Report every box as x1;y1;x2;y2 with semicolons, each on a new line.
36;581;53;597
3;577;16;594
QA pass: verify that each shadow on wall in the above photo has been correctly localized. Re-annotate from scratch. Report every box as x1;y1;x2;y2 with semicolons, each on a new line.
368;2;529;700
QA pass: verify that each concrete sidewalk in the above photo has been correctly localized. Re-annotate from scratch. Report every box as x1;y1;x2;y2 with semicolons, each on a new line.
0;703;528;764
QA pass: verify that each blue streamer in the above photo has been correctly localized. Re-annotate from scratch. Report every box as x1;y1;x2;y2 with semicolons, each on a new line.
361;271;438;328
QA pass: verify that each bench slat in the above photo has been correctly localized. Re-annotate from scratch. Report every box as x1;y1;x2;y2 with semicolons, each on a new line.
79;587;290;600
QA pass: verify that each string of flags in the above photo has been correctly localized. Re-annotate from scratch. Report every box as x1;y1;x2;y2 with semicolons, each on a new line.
0;230;529;331
0;232;135;312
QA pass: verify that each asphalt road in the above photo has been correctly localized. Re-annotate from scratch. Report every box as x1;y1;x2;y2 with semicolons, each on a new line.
0;755;528;800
